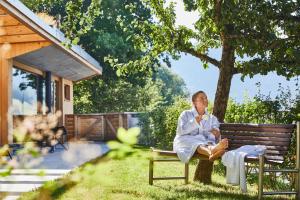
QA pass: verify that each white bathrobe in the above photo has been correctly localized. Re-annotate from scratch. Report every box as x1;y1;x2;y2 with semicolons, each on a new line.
221;145;266;192
173;107;220;163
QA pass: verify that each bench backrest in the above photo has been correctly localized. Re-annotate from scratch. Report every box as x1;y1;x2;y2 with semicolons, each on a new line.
220;123;296;162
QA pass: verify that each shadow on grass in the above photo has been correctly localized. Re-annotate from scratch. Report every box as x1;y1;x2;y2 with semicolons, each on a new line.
150;181;292;200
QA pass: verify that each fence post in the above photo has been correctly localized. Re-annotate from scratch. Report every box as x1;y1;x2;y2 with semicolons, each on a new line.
119;114;123;128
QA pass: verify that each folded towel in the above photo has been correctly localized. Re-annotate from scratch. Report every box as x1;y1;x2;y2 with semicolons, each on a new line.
222;145;266;192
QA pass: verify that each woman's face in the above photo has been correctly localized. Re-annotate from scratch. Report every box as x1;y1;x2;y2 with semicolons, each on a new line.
193;93;208;112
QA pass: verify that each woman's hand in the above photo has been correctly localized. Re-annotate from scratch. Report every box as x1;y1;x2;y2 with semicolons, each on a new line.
195;115;202;123
211;128;220;138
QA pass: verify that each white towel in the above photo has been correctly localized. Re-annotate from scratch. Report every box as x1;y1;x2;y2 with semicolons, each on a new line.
221;145;266;192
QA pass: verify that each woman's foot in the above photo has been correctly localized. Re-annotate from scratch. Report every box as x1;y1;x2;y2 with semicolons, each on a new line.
209;149;225;162
211;138;228;154
197;146;211;157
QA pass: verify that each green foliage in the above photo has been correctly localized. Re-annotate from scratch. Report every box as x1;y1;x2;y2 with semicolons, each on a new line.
62;0;101;45
107;127;141;159
22;0;101;45
225;84;300;124
139;96;190;149
74;66;188;114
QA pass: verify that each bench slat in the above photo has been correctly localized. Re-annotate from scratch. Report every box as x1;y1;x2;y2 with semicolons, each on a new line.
220;123;295;133
228;140;290;146
222;131;291;138
229;144;289;151
151;149;207;159
224;135;291;142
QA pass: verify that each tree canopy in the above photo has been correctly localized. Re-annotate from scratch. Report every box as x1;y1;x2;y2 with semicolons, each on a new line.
21;0;188;114
22;0;101;46
107;0;300;121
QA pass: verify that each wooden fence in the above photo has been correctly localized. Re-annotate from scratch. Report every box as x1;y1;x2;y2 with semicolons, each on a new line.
65;112;140;141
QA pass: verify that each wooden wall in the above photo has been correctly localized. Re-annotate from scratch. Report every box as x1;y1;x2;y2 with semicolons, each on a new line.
0;57;12;145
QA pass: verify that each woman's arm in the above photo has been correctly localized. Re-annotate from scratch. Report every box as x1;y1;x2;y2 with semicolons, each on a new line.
177;111;200;136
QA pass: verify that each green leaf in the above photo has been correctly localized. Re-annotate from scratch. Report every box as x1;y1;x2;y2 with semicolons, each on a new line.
107;141;122;149
117;127;140;145
203;63;209;69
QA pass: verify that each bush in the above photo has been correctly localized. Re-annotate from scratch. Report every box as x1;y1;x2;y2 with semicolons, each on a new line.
225;84;299;124
138;96;190;149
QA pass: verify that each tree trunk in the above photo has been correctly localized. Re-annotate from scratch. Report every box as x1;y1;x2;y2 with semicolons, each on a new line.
213;40;235;122
193;159;213;184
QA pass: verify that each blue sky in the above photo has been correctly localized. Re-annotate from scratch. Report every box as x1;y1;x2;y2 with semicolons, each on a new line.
166;0;299;103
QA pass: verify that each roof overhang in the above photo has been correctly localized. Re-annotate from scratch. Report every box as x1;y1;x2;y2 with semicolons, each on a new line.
0;0;102;81
15;45;99;81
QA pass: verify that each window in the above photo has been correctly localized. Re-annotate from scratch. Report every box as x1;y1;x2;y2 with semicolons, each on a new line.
12;67;46;115
64;84;70;101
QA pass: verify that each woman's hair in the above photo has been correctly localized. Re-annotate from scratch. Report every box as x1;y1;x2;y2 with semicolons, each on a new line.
192;91;206;102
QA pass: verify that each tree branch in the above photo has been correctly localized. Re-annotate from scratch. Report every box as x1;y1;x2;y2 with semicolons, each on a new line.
180;47;221;68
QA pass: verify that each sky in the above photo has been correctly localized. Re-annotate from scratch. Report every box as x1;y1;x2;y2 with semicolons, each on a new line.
166;0;299;102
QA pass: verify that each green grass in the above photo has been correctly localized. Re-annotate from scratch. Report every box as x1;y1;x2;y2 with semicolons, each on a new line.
19;149;293;200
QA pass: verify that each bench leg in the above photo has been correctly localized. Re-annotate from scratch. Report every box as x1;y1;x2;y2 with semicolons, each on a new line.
149;159;154;185
185;163;189;184
258;154;265;200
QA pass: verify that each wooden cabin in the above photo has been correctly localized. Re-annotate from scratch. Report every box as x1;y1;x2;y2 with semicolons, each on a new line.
0;0;102;145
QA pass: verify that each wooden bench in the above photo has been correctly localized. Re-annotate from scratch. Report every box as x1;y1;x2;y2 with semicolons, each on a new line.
149;122;299;199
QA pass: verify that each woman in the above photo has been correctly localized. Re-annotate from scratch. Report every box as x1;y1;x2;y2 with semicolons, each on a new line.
173;91;228;163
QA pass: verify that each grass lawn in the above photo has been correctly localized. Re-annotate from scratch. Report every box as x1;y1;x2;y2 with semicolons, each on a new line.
19;149;293;200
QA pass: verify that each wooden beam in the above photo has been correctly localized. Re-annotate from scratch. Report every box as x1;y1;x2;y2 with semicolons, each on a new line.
0;15;21;26
0;56;12;145
13;61;44;76
1;41;51;58
0;7;7;15
0;34;46;43
0;25;34;36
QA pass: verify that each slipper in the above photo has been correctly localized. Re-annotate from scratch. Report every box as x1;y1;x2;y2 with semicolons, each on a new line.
209;149;225;162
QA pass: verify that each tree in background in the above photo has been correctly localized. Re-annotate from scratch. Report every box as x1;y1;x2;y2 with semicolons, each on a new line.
73;0;188;113
22;0;188;113
108;0;300;121
74;66;188;113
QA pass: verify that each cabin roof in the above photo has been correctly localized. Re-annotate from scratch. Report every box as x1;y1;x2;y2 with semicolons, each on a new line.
0;0;102;81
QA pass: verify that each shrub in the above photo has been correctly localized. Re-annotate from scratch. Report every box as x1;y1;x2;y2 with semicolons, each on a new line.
139;96;190;149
